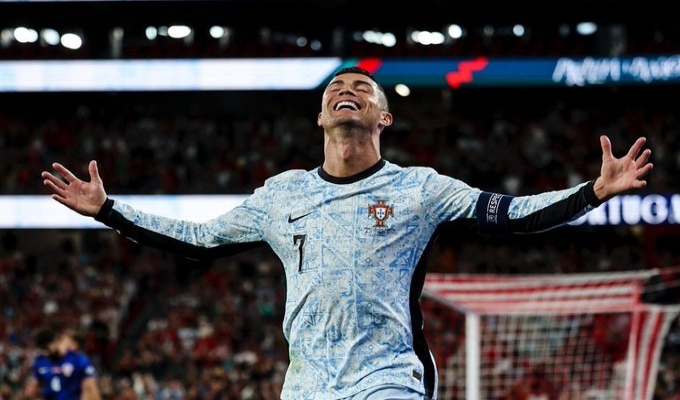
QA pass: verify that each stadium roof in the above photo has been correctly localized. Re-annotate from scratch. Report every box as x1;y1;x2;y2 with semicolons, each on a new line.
1;0;674;30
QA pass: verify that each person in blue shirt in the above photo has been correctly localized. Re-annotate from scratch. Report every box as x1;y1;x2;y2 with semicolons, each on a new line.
41;66;652;400
27;327;102;400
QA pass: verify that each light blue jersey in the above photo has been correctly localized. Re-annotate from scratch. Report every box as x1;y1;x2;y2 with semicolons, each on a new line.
96;159;597;399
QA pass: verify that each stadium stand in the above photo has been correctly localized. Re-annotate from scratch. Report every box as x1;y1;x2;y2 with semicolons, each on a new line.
1;1;680;398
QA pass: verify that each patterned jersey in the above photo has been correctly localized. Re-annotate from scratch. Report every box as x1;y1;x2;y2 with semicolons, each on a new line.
31;350;97;400
96;159;599;399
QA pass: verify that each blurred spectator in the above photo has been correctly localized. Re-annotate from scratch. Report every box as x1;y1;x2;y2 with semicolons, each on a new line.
25;326;102;400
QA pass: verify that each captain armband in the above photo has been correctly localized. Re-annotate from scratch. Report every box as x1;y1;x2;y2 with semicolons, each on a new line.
475;192;513;234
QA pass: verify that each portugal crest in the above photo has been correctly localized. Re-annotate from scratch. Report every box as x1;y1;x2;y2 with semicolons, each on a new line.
368;200;393;228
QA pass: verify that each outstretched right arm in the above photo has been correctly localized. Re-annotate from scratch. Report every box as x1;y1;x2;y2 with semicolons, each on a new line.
42;160;266;260
41;160;107;217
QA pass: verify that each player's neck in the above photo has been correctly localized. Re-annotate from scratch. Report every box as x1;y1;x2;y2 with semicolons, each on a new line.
322;126;381;177
322;139;381;178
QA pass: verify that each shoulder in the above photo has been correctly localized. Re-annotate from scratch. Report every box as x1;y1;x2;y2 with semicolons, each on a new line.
261;168;315;189
66;350;94;368
381;162;479;208
383;160;438;176
384;161;466;184
69;351;98;377
31;354;49;370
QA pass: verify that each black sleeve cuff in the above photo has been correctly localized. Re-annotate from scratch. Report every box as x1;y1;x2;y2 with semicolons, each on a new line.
94;198;115;223
583;180;604;207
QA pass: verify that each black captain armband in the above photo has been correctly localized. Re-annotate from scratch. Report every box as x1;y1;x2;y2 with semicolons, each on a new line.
475;192;513;234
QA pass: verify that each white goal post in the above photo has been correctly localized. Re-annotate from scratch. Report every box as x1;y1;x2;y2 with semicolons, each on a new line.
422;271;680;400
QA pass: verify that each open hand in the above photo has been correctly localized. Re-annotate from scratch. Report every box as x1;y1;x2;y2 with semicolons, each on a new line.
41;160;107;217
594;135;653;201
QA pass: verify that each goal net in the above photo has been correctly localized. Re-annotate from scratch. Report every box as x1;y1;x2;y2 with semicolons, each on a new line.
422;271;680;400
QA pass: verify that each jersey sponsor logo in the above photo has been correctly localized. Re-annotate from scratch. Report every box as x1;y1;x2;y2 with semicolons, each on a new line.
288;211;312;223
368;200;393;228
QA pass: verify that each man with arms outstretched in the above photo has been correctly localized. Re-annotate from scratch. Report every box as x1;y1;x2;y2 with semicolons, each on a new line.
42;66;652;400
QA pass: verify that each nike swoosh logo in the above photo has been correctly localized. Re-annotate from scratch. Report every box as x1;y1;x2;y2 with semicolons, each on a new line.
288;212;312;223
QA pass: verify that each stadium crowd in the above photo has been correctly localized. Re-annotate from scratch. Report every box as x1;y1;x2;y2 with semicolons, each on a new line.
2;1;680;397
1;85;679;399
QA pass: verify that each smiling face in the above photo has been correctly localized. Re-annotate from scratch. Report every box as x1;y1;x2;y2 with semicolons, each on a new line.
317;72;392;133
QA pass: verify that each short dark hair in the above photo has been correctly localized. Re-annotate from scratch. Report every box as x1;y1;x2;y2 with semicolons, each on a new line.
34;327;58;350
334;66;378;82
334;66;384;91
333;66;389;111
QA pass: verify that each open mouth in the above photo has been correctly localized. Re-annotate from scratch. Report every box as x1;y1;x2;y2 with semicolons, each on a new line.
333;101;360;111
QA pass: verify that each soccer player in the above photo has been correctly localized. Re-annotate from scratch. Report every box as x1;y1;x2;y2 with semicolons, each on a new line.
41;66;652;400
27;327;102;400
